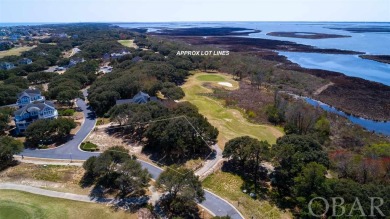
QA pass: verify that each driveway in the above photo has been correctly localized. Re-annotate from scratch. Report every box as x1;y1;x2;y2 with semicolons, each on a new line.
19;90;243;219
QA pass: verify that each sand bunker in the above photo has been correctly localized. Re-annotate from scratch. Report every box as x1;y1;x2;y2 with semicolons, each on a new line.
218;82;233;87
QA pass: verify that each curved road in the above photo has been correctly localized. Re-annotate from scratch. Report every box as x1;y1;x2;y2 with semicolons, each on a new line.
19;90;243;219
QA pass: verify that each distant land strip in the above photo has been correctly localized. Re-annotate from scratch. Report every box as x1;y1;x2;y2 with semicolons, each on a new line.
359;55;390;64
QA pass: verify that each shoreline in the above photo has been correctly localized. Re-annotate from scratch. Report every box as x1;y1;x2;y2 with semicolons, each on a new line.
165;35;364;54
359;55;390;64
266;31;351;39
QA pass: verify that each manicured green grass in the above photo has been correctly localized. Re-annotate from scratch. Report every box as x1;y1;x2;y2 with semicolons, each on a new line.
203;171;290;219
0;201;38;219
182;71;283;148
0;190;135;219
81;141;99;152
0;46;35;58
118;40;138;49
196;74;226;82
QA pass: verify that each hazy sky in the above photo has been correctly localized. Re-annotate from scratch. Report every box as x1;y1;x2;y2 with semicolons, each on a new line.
1;0;389;23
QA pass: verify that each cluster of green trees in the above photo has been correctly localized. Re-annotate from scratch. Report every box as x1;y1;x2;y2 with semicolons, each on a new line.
80;40;124;59
223;136;270;196
0;76;29;105
265;95;331;144
89;61;188;116
222;133;389;217
0;107;13;134
25;118;76;146
48;60;99;104
109;101;218;163
0;136;23;170
270;135;330;200
82;146;205;217
27;71;58;84
82;146;150;199
156;165;204;218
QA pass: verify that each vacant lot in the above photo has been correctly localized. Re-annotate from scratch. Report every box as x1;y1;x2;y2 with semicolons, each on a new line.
0;46;35;58
118;40;138;49
182;71;283;148
203;171;291;219
0;163;88;195
0;190;135;219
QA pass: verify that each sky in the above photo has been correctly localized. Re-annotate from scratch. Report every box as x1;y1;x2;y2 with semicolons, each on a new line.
0;0;389;23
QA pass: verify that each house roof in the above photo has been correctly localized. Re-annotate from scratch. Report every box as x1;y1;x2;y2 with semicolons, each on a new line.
131;56;142;62
115;91;152;105
14;101;55;116
18;89;41;98
70;57;84;63
0;62;14;66
132;91;150;104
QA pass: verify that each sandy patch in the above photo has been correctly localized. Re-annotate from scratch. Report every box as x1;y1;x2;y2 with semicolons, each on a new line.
218;82;233;87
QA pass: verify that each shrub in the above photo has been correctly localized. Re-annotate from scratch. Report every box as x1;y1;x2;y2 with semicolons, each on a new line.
246;110;256;118
80;141;99;152
58;109;75;116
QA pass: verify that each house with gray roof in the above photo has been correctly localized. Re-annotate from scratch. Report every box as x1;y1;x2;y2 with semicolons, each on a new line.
14;101;58;134
116;91;158;105
68;57;85;68
14;89;57;134
19;58;33;65
17;89;45;108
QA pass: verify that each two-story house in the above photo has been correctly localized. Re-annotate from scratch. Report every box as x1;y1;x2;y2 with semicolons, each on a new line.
14;89;58;134
17;89;45;108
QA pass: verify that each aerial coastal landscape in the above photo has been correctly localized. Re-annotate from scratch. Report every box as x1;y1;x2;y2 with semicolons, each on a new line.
0;0;389;219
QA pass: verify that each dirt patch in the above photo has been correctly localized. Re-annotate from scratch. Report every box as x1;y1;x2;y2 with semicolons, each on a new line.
85;126;152;161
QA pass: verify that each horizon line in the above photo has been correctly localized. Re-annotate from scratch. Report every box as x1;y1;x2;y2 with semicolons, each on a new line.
1;21;390;24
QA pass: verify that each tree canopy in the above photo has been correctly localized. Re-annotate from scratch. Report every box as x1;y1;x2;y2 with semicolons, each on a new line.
271;134;329;198
223;136;270;196
82;146;151;199
25;118;76;146
109;101;218;163
0;136;23;170
156;166;204;218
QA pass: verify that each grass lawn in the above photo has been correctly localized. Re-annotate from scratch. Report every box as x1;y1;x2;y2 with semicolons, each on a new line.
203;171;291;219
182;71;283;148
0;46;35;58
196;74;226;82
0;190;136;219
118;40;138;49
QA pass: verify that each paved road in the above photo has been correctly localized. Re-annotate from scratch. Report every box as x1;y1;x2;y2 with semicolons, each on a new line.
0;183;96;203
21;90;97;160
196;144;223;178
18;90;244;219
